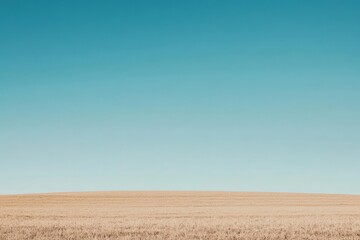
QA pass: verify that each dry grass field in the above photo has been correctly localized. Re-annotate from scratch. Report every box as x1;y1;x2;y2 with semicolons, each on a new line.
0;191;359;240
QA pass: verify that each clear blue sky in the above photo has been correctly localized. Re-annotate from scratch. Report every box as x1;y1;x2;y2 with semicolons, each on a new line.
1;0;359;194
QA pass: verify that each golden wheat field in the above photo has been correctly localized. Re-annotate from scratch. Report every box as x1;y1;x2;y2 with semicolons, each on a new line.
0;191;359;240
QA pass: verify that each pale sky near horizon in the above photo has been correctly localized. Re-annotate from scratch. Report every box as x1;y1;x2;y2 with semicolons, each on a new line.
1;0;359;194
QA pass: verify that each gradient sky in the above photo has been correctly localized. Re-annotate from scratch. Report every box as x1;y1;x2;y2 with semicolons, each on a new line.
1;0;359;194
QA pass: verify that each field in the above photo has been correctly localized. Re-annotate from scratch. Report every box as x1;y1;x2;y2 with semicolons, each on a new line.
0;191;359;240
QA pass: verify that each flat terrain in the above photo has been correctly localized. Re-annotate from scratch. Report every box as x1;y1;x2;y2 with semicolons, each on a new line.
0;191;359;240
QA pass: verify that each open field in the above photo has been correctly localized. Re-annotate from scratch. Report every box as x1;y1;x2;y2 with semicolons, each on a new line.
0;191;359;240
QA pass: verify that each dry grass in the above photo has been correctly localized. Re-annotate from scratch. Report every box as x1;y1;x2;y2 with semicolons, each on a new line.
0;191;359;239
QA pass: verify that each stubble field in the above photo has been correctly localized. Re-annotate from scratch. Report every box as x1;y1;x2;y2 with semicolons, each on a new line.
0;191;359;240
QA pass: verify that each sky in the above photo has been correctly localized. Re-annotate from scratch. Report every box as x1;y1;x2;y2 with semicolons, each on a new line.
1;0;359;194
